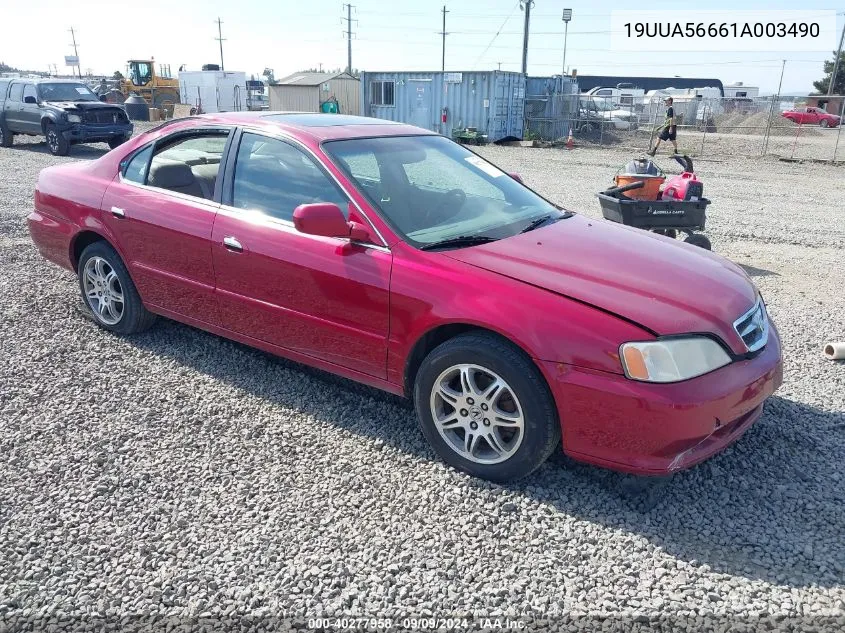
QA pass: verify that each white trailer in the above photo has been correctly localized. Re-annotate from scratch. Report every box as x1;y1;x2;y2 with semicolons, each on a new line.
178;71;247;114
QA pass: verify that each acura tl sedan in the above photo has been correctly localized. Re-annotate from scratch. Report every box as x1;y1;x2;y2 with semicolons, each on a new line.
27;113;783;482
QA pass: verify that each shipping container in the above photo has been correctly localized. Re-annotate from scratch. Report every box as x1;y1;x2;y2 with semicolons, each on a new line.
359;71;526;142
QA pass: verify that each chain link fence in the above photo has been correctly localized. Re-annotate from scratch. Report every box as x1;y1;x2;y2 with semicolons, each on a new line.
524;92;845;162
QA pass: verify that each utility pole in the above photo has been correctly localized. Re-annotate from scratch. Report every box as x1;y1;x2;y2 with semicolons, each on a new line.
829;20;845;95
439;5;449;72
215;18;226;71
68;27;80;78
343;4;356;74
520;0;533;75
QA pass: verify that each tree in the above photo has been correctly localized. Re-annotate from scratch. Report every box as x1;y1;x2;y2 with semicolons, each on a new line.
112;70;124;80
813;51;845;94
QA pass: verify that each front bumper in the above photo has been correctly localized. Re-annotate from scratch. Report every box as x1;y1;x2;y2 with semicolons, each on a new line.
61;123;133;144
541;324;783;475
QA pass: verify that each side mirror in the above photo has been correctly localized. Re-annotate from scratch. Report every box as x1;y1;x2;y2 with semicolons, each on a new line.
24;96;37;104
509;172;524;184
293;203;371;242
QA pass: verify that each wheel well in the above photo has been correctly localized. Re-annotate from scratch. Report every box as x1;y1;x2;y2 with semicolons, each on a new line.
403;324;533;397
70;231;108;270
41;118;54;134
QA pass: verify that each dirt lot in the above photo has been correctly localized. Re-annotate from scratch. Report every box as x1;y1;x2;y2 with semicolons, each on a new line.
0;128;843;631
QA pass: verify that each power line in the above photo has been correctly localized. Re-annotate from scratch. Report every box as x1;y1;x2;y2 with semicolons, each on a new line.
342;4;356;73
214;18;226;71
471;2;521;70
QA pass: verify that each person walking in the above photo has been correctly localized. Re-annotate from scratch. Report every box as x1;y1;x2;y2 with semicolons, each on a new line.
648;96;678;156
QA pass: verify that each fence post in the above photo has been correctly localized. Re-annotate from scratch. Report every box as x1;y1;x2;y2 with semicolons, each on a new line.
647;105;657;152
834;119;843;163
790;121;803;159
699;103;708;157
761;95;776;156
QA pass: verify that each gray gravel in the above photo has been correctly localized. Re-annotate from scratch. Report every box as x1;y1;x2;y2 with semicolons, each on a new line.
1;129;844;632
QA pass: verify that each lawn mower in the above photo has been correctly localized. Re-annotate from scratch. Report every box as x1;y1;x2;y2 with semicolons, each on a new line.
596;155;712;250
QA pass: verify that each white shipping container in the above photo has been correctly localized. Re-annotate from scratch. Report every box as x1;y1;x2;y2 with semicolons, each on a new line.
178;71;247;114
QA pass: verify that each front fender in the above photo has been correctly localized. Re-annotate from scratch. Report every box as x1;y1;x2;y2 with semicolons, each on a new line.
40;111;64;132
387;245;652;384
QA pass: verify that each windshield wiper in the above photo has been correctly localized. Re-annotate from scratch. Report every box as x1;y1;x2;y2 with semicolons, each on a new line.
419;235;498;251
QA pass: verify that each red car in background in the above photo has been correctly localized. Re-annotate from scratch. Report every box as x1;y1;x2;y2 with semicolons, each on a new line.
26;113;783;482
782;106;841;128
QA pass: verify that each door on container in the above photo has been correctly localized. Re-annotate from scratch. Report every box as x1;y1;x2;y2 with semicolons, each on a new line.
100;127;232;322
212;130;392;378
409;81;432;130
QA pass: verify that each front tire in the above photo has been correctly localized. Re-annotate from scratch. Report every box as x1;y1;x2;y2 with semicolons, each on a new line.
413;333;561;483
77;241;156;335
44;122;69;156
820;119;830;128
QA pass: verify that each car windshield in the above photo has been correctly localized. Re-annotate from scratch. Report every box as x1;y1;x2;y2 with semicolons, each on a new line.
323;135;563;248
38;83;99;102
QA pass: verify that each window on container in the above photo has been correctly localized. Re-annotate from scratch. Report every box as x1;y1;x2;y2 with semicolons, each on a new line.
371;81;395;106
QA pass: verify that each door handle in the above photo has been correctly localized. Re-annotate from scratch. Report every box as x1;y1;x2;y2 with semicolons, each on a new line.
223;236;243;252
110;206;126;218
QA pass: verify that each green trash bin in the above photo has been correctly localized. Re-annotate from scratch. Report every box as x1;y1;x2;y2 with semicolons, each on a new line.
320;99;339;114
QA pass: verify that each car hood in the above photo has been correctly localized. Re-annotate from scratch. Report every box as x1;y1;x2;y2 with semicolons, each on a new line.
45;101;122;111
444;214;757;353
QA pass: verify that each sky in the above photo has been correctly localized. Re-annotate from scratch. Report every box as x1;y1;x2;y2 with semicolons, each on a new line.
1;0;840;94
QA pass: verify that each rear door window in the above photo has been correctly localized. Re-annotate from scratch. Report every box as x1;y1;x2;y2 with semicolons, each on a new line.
8;83;23;102
145;132;229;200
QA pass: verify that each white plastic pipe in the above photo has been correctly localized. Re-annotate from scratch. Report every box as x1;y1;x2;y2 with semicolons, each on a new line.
823;342;845;360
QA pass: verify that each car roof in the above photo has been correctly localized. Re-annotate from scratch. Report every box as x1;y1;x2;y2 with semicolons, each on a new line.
191;111;439;142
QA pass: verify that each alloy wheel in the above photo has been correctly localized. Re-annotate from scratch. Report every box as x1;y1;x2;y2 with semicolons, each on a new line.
82;256;125;325
429;364;525;464
47;130;59;153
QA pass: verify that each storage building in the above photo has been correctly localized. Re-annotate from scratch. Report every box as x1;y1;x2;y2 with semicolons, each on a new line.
268;72;360;114
359;71;526;142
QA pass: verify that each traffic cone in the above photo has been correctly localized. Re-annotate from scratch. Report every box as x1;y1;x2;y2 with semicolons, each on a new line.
565;128;574;150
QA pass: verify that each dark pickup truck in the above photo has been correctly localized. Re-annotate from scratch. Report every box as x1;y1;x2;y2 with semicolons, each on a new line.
0;78;133;156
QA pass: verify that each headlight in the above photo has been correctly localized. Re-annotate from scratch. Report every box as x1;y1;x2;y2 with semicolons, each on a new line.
66;114;82;123
620;337;731;383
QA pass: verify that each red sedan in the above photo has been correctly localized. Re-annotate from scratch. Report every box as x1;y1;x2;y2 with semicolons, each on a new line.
27;113;783;482
781;107;841;128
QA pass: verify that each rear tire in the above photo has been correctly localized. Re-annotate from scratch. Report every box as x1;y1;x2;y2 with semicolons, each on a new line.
44;122;69;156
683;233;712;250
413;333;561;483
77;241;156;335
0;122;12;148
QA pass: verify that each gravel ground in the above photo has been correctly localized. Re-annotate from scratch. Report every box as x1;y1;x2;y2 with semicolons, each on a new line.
1;128;843;632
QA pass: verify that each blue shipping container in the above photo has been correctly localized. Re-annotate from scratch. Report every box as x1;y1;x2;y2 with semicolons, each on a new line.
359;71;526;142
